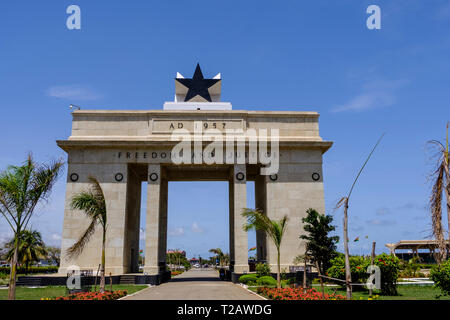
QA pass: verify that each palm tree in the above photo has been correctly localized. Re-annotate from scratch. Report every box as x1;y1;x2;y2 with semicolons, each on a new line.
209;248;226;267
6;230;47;270
223;253;230;267
427;122;450;263
242;208;288;289
66;176;107;293
0;154;62;300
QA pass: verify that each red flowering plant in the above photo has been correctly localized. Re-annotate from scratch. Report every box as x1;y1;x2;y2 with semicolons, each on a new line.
256;287;345;300
373;253;400;295
48;290;128;300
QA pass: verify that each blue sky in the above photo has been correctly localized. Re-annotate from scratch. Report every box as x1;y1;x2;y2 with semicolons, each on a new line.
0;1;449;259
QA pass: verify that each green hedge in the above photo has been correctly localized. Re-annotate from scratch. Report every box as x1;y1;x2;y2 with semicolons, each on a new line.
0;266;58;275
238;274;258;285
430;259;450;296
257;276;277;286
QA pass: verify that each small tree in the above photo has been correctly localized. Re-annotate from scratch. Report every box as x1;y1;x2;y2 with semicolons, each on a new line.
242;208;288;288
300;208;339;275
66;176;107;293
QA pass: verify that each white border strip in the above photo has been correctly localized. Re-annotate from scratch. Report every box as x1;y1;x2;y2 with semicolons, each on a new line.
234;283;267;300
118;284;152;300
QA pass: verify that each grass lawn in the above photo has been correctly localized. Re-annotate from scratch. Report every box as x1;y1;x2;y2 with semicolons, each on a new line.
316;285;450;300
0;284;148;300
249;285;450;300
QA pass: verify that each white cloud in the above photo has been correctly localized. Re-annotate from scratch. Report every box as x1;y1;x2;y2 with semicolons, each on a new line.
436;3;450;20
139;228;145;240
332;79;408;113
366;219;397;226
191;222;203;233
51;233;62;241
168;227;185;237
376;207;391;216
46;85;103;100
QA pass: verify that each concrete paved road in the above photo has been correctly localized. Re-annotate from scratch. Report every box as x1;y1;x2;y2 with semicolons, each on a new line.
123;269;263;300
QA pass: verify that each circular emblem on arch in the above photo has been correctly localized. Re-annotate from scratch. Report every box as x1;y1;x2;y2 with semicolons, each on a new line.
236;172;245;181
115;173;124;182
269;174;278;181
312;172;321;181
149;173;159;182
70;173;79;182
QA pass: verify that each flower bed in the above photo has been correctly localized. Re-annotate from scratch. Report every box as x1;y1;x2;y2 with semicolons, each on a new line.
171;271;183;276
48;290;128;300
257;287;346;300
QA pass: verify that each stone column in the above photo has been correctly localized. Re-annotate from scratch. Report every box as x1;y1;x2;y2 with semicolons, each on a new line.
255;174;267;262
59;162;129;275
144;164;162;275
124;165;141;273
229;164;249;274
159;179;168;268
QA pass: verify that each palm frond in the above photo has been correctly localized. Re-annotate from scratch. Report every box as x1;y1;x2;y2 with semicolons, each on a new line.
242;208;288;248
66;175;107;260
66;219;97;259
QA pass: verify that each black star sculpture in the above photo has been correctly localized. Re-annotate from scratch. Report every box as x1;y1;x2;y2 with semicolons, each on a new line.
176;64;220;102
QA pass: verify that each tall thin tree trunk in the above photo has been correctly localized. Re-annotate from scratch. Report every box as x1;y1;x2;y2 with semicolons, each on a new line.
343;200;352;300
444;162;450;248
315;260;325;299
303;258;307;293
100;230;106;293
445;183;450;257
277;248;281;289
8;238;19;300
369;242;376;296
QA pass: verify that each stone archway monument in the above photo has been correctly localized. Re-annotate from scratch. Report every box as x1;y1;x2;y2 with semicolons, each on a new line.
57;65;332;284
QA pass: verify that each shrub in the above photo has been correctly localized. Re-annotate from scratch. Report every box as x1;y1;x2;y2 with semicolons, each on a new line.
255;263;271;277
326;253;400;295
430;259;450;296
374;253;400;295
257;276;277;286
326;254;370;284
238;274;258;285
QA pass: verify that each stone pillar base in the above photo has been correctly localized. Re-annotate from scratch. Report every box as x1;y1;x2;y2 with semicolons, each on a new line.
58;266;127;276
233;264;250;274
143;266;160;275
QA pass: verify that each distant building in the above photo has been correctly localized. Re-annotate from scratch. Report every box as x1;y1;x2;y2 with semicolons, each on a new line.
386;240;450;264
